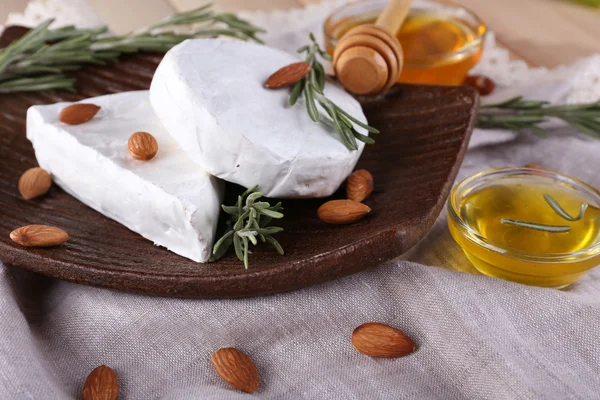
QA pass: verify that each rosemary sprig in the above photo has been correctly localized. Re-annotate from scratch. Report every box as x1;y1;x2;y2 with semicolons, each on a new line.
500;218;572;233
0;4;264;93
477;96;600;138
543;194;587;222
211;185;284;268
289;33;380;151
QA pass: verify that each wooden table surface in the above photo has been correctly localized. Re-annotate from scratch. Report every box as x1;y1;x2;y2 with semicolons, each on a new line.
1;0;600;67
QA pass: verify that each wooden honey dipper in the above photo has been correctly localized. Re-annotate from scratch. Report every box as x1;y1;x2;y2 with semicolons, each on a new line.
333;0;413;95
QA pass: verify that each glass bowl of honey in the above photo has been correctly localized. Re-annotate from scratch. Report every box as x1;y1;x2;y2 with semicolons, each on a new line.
448;167;600;288
324;0;487;85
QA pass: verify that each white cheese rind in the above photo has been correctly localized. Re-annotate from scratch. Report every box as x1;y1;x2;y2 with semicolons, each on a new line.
150;38;368;199
26;90;224;263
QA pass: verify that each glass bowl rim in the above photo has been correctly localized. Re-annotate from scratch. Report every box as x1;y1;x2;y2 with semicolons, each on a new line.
323;0;488;66
447;167;600;263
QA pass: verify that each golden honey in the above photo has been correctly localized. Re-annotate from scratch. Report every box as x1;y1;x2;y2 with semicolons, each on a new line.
324;1;486;85
448;168;600;288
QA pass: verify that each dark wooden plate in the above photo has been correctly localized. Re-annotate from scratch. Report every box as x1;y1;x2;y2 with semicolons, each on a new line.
0;26;478;298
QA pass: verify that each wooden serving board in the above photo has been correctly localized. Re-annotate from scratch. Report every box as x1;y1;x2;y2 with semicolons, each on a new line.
0;26;478;298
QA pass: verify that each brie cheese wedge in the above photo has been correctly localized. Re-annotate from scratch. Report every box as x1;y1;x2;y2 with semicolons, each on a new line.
150;38;369;199
26;90;224;263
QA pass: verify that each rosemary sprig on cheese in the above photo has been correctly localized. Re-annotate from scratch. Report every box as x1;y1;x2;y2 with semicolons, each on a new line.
290;34;380;151
0;4;264;93
211;185;284;268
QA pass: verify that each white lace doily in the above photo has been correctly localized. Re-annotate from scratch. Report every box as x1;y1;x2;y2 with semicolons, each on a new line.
3;0;600;106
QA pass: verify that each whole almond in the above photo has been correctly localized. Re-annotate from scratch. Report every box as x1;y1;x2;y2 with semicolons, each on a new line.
18;167;52;200
83;365;118;400
463;74;496;96
265;62;311;89
524;163;543;169
10;225;69;247
346;169;374;202
211;347;259;393
128;131;158;161
58;103;101;125
352;322;416;358
317;199;371;225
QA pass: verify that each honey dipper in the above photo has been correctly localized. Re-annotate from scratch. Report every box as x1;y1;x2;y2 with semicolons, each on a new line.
333;0;413;95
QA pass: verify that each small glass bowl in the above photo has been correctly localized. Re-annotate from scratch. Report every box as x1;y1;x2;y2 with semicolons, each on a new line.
323;0;487;85
447;167;600;288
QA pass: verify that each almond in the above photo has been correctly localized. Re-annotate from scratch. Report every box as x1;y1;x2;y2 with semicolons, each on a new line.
83;365;118;400
352;322;416;358
18;167;52;200
524;163;543;169
346;169;374;202
58;103;101;125
211;347;259;393
317;199;371;224
10;225;69;247
265;62;311;89
463;74;496;96
128;131;158;161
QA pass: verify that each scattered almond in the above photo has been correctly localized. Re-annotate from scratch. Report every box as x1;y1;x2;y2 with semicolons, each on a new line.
58;103;101;125
128;131;158;161
10;225;69;247
265;62;311;89
211;347;259;393
352;322;416;358
463;74;496;96
18;167;52;200
346;169;374;202
524;163;543;169
317;199;371;225
82;365;118;400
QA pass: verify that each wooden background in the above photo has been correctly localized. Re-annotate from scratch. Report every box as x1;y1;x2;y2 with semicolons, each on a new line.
1;0;600;67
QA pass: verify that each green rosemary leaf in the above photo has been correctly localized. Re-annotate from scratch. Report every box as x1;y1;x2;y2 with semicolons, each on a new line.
340;122;359;150
289;80;304;106
254;227;284;235
543;194;588;222
245;191;263;206
221;205;239;215
329;103;357;150
296;45;309;53
238;230;258;245
313;62;326;92
266;236;285;255
241;236;250;269
210;229;234;261
251;201;272;209
0;75;76;93
256;208;284;219
213;229;234;251
331;103;380;134
500;218;571;233
304;80;319;122
240;185;260;197
233;233;244;262
354;130;376;144
233;209;250;230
